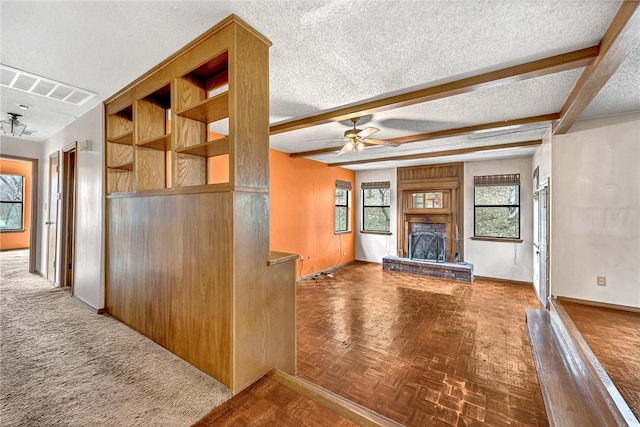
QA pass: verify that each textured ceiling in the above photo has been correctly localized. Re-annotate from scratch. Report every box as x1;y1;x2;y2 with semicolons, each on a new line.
0;0;636;170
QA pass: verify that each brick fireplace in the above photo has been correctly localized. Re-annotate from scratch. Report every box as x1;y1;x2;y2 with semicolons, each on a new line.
382;163;473;282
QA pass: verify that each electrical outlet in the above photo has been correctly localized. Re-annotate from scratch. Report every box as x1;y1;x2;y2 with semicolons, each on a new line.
597;276;607;286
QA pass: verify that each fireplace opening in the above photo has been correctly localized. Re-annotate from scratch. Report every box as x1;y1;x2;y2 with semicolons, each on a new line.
409;231;446;262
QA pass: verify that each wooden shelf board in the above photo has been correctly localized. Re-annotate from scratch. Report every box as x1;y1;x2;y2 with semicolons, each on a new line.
138;133;171;150
109;131;133;145
176;92;229;123
108;161;134;171
177;137;229;157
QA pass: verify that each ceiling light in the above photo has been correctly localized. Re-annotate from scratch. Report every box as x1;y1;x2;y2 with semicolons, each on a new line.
1;113;27;137
475;124;522;134
17;104;29;110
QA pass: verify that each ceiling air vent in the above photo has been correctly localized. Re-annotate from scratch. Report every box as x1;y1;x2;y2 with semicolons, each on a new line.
0;64;97;106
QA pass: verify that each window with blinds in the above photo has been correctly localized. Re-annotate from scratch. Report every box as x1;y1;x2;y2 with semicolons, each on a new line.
335;180;352;233
474;174;520;239
361;181;390;232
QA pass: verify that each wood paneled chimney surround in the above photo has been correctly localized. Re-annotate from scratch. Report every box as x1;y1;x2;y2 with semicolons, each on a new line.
104;15;297;394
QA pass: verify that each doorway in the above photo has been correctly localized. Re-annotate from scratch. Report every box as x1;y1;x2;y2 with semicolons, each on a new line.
0;155;38;272
46;152;59;283
61;143;77;291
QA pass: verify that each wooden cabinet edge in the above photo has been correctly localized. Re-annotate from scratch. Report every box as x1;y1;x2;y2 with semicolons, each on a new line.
267;252;299;266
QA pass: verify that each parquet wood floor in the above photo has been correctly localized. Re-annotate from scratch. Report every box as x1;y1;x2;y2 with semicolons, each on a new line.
297;262;548;426
193;376;359;426
561;301;640;420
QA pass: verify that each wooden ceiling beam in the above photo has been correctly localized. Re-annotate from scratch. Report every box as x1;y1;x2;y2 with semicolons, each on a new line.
288;113;557;158
327;140;542;167
270;47;598;135
554;1;640;134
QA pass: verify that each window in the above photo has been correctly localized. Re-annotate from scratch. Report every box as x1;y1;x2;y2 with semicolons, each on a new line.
362;181;391;232
335;180;352;233
412;192;443;209
0;174;25;231
474;174;520;239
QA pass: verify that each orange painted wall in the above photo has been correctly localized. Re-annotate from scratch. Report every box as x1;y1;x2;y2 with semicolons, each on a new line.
0;159;32;250
269;149;355;278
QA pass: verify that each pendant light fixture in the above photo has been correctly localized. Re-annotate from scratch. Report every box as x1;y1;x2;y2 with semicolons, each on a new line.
1;113;27;137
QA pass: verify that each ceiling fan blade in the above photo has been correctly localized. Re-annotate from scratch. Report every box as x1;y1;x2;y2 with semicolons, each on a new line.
365;138;401;147
337;141;355;155
305;137;348;144
357;127;379;138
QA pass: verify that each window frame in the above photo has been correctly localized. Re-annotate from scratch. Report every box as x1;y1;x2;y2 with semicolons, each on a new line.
0;173;25;232
361;183;391;233
335;180;352;234
473;174;521;240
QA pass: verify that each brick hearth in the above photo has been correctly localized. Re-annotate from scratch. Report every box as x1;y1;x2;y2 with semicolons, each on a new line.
382;255;474;282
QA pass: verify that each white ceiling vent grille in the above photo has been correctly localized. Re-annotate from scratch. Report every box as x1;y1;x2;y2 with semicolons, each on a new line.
0;64;97;106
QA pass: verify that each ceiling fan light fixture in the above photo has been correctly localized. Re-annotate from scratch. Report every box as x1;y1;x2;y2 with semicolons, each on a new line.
1;113;27;137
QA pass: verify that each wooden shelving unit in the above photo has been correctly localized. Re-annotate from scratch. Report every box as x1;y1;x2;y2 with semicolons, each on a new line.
104;15;294;395
106;100;134;193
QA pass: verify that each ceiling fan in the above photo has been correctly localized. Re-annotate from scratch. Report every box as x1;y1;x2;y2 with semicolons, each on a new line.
333;117;400;155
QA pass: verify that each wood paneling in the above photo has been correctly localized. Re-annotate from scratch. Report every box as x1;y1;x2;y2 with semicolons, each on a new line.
396;163;464;260
176;153;206;187
107;142;133;167
135;147;165;191
107;169;133;193
136;98;167;143
230;23;271;189
107;192;233;385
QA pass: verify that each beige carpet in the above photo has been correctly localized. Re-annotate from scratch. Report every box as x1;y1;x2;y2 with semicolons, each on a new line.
0;250;231;426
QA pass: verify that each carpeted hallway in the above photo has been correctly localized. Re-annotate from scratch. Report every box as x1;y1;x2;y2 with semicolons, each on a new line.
0;249;231;426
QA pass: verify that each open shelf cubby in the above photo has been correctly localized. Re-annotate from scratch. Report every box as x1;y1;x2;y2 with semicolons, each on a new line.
107;104;134;193
135;84;171;191
174;52;230;187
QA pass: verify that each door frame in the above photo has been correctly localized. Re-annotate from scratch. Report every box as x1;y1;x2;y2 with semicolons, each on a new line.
534;178;551;308
46;151;60;283
0;154;38;273
61;142;77;292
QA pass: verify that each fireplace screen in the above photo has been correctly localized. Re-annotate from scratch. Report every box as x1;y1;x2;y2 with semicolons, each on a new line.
409;231;446;262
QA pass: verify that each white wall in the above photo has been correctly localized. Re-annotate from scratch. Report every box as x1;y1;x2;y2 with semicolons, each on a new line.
464;157;534;282
41;104;105;309
355;168;397;262
552;112;640;308
1;136;44;268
